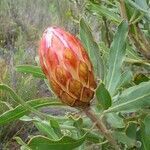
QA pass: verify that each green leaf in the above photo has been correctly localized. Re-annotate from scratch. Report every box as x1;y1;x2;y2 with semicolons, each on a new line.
105;21;128;95
113;131;136;147
73;118;84;137
0;84;23;104
106;113;125;129
140;115;150;150
0;84;64;123
126;122;137;139
134;73;149;85
126;3;140;22
135;0;149;10
34;120;58;139
0;84;38;116
50;119;63;138
126;44;150;66
126;0;149;13
86;2;121;23
143;115;150;137
126;0;150;21
96;83;112;110
27;135;86;150
16;65;46;79
126;43;142;60
79;18;104;80
117;70;133;89
0;98;62;126
73;118;83;130
86;132;102;143
125;58;150;67
105;81;150;113
0;101;13;111
14;137;31;150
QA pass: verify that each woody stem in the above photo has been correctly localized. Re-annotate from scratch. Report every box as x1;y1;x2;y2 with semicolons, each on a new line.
84;107;120;150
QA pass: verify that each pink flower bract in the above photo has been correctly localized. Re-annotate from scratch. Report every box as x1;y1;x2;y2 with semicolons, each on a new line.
39;27;97;107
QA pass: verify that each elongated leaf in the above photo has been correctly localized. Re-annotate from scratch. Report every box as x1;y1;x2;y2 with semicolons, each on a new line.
0;84;22;104
113;131;136;147
126;0;149;13
126;3;140;22
105;81;150;113
0;98;62;126
105;21;128;95
50;119;63;138
0;84;62;121
34;120;58;139
15;137;31;150
16;65;46;79
126;0;150;21
128;36;150;63
143;115;150;137
86;2;121;23
135;0;149;10
86;132;102;143
21;116;101;144
134;73;149;85
96;83;112;109
126;44;142;60
79;18;104;79
140;121;150;150
125;58;150;66
126;122;137;139
106;113;125;129
125;44;150;66
0;101;13;111
138;115;150;150
117;70;133;89
27;135;86;150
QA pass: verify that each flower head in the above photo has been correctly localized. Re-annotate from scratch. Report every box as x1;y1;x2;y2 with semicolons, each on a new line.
39;27;97;107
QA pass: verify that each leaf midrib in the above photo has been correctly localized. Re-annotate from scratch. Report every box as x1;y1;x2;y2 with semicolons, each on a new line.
0;102;60;125
107;30;124;91
106;93;150;112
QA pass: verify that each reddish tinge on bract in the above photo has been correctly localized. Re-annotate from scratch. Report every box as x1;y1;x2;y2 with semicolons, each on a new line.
39;27;97;107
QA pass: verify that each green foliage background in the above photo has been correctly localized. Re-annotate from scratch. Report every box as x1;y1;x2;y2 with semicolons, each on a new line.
0;0;150;149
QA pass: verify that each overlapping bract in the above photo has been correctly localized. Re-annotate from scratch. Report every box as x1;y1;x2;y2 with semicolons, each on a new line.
39;27;97;107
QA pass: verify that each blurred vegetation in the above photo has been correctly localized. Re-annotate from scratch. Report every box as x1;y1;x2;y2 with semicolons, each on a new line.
0;0;150;149
0;0;79;148
0;0;88;109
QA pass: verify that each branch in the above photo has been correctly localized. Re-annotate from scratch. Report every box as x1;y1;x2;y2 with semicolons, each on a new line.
119;0;150;59
119;0;128;20
84;107;120;150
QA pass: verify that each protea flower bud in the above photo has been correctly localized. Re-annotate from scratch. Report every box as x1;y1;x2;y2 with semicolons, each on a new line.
39;27;97;107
